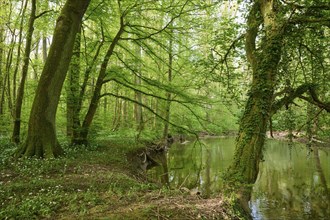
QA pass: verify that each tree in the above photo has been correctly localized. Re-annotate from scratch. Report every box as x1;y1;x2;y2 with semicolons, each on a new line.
71;3;125;145
66;27;81;138
12;0;36;144
223;0;330;216
16;0;91;158
162;26;173;145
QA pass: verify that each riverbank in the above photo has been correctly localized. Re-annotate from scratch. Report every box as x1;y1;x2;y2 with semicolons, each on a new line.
0;138;240;219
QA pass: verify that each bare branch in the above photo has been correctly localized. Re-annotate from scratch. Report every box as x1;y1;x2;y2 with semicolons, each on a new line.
295;109;324;135
306;87;330;113
83;0;105;21
35;10;53;19
108;77;213;129
120;0;190;41
211;34;244;73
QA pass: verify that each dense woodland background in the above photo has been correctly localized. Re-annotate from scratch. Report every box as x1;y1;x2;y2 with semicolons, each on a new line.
0;0;329;148
0;0;329;218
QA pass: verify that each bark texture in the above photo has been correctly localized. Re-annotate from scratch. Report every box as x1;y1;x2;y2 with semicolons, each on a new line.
17;0;91;158
224;0;284;217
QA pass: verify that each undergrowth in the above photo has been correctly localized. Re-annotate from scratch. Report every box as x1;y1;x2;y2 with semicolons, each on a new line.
0;137;237;219
0;137;154;219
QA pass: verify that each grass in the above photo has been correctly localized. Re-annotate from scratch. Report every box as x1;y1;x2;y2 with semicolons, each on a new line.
0;137;239;219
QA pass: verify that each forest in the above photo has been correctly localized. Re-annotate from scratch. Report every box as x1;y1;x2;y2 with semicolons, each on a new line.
0;0;329;219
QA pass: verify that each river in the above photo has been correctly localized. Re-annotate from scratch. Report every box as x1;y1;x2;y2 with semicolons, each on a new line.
148;137;330;220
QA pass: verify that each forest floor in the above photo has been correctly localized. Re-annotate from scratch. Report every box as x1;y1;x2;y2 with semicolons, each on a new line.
0;138;240;219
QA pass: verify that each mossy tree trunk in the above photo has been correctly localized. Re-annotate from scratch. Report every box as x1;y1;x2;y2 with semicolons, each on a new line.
224;0;284;216
17;0;91;158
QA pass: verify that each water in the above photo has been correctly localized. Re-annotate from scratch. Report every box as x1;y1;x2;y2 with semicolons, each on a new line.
148;137;330;220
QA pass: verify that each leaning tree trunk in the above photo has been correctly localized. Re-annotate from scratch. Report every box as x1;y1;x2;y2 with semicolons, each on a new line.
72;17;124;146
224;0;284;216
68;39;104;145
17;0;91;158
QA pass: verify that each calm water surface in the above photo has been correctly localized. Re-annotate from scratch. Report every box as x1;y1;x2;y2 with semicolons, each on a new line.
148;137;330;220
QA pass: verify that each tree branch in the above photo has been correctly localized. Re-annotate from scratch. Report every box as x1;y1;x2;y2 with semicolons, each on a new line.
112;50;204;104
289;17;330;25
271;84;330;113
210;34;244;73
271;83;315;115
245;2;262;67
281;0;330;10
305;87;330;113
120;0;189;41
100;92;198;137
35;10;53;19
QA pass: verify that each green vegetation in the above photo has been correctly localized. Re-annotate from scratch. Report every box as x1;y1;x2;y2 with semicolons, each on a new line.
0;137;240;219
0;0;329;218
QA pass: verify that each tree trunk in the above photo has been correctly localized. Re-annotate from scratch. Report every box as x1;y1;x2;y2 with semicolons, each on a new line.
134;74;143;136
32;38;39;80
112;88;122;131
0;44;12;115
12;0;36;144
133;8;144;139
162;31;173;145
4;28;16;114
0;27;4;114
66;27;81;138
12;0;28;105
122;94;128;128
68;39;104;145
1;3;16;115
224;0;284;216
17;0;91;158
42;35;48;63
72;17;124;145
134;44;143;138
306;103;314;146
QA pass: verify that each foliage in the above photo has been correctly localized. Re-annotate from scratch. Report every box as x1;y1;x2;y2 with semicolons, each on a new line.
0;0;245;147
0;137;153;219
0;137;239;219
1;0;329;218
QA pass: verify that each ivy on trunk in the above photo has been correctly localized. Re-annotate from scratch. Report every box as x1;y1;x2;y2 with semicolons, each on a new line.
224;0;284;216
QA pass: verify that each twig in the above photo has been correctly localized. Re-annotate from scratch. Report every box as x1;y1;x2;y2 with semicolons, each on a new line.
179;174;190;189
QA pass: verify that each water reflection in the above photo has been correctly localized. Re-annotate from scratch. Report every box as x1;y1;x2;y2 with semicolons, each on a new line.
148;138;330;220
